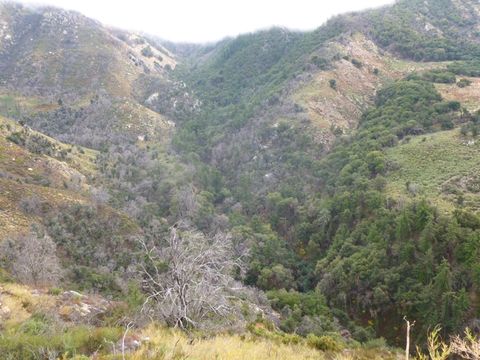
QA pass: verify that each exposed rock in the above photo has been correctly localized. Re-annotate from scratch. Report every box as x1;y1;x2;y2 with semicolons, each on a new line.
57;290;115;324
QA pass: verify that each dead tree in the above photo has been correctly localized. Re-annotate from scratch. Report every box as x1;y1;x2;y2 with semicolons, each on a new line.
140;224;242;329
0;231;61;286
404;316;415;360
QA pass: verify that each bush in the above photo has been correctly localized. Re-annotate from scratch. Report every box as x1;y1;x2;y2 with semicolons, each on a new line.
48;287;63;296
351;58;363;68
363;337;388;349
141;46;154;57
18;313;51;335
306;334;343;352
329;79;337;90
267;289;330;317
6;132;24;145
311;55;329;69
457;78;472;88
0;230;61;286
448;61;480;77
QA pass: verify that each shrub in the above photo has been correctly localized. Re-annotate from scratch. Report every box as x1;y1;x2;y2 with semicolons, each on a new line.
306;334;343;352
351;58;363;68
447;61;480;77
0;230;61;286
141;46;154;57
48;287;63;296
329;79;337;90
18;313;51;335
311;55;329;69
6;131;24;145
363;337;388;349
457;78;472;88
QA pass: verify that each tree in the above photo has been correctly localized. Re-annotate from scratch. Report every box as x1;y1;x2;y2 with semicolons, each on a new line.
258;264;295;290
329;79;337;90
366;151;385;175
140;224;242;329
141;46;154;57
0;230;61;286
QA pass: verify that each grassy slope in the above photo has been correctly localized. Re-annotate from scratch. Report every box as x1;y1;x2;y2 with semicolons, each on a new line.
386;129;480;213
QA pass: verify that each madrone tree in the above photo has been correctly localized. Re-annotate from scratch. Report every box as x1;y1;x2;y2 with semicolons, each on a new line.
140;224;242;329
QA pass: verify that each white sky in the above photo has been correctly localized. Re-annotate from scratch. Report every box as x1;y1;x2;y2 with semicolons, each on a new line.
18;0;395;43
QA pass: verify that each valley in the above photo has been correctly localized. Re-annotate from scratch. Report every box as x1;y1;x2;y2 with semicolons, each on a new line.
1;0;480;359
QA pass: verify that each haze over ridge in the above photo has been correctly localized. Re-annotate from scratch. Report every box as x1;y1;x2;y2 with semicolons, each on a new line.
17;0;394;43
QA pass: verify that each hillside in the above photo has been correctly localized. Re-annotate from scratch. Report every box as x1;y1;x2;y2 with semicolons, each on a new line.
386;129;480;213
0;2;177;147
1;0;480;358
0;115;96;238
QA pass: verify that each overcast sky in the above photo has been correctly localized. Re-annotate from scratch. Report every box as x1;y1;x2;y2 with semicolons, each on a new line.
19;0;395;43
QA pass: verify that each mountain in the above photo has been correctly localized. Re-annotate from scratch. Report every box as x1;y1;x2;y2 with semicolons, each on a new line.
0;1;178;148
1;0;480;358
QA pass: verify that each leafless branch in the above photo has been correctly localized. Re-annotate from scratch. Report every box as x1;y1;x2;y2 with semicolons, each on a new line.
139;223;243;329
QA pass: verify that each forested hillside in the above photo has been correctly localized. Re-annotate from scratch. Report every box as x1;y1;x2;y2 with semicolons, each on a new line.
1;0;480;358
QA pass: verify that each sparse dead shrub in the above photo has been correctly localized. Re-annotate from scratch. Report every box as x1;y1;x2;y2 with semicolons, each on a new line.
0;229;62;286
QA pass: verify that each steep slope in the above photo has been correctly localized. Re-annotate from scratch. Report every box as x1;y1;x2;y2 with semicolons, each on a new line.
365;0;480;61
0;112;145;297
0;2;177;147
0;115;95;238
0;2;175;98
160;0;480;343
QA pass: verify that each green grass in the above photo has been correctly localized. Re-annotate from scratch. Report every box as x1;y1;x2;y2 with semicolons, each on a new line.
385;129;480;213
0;325;122;359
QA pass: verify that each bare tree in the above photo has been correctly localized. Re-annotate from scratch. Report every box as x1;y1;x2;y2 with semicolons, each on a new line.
140;224;241;329
174;185;198;219
404;316;415;360
0;230;61;286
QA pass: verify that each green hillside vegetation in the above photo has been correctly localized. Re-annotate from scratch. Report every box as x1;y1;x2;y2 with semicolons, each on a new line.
367;0;480;61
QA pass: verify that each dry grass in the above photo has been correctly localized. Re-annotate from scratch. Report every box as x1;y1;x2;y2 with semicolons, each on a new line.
0;283;55;327
435;77;480;113
126;325;401;360
131;326;320;360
